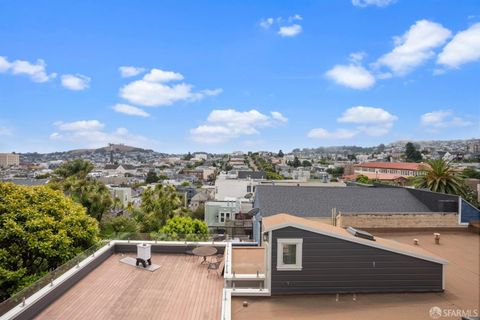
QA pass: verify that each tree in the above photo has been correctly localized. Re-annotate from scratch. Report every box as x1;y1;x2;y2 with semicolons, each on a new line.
100;216;139;237
145;170;159;184
405;142;422;162
158;217;208;241
356;175;370;184
49;159;112;221
462;167;480;179
414;160;469;197
0;182;99;300
183;152;193;161
278;150;284;157
292;156;301;168
138;185;182;232
302;160;312;167
54;159;94;179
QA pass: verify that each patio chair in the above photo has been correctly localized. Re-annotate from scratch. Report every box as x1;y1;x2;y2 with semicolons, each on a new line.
207;258;224;278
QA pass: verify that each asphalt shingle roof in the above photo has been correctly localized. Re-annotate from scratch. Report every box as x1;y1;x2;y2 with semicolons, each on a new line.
255;185;441;218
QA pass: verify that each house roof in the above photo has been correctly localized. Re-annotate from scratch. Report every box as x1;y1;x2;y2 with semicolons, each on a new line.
104;164;135;170
237;170;266;180
254;185;451;218
355;162;425;171
263;213;448;265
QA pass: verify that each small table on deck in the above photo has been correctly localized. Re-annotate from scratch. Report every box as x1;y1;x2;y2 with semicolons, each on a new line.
192;246;218;264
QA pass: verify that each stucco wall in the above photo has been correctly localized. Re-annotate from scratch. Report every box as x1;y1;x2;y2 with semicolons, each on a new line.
336;212;458;228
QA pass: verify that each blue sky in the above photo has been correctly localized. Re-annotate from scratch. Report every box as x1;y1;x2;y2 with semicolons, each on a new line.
0;0;479;153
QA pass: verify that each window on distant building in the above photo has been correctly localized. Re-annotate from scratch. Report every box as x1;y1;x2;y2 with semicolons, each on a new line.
219;212;225;223
247;186;252;192
277;238;303;271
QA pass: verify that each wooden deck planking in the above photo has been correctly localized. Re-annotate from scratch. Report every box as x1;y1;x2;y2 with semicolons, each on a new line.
35;253;224;320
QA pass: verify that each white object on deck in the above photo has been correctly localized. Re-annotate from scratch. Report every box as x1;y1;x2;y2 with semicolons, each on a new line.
137;243;152;261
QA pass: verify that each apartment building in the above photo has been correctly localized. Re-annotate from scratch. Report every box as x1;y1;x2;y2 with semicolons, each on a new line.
0;153;20;167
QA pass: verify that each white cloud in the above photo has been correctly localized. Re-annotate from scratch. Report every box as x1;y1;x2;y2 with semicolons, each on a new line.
307;128;358;139
61;74;91;91
50;120;154;149
352;0;396;7
376;20;451;75
55;120;104;131
437;23;480;69
190;109;287;143
259;18;274;29
271;111;288;123
421;110;473;128
288;14;303;22
260;15;303;37
278;24;302;37
338;106;397;137
112;104;150;117
119;66;146;77
326;64;375;89
338;106;398;123
119;68;221;107
0;56;57;83
307;106;397;139
0;56;10;72
142;68;184;82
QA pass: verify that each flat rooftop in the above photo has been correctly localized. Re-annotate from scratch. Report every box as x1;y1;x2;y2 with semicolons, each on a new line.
36;253;224;320
232;247;265;274
232;230;480;320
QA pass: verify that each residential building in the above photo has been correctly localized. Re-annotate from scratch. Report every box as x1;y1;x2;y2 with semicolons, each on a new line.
354;162;425;180
0;153;20;167
214;173;260;201
109;187;132;207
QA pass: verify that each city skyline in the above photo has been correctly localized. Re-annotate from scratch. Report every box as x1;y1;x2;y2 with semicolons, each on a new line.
1;0;479;153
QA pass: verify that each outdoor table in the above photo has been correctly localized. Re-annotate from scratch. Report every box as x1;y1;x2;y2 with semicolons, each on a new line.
192;246;218;264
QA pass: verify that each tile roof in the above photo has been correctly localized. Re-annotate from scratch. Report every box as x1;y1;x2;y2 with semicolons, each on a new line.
355;162;425;171
255;185;446;218
262;213;448;264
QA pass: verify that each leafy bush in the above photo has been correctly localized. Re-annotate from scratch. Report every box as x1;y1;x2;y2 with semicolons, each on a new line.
157;216;209;241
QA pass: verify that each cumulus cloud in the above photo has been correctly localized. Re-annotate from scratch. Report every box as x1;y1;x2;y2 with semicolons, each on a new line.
50;120;154;149
119;68;221;107
278;24;302;37
260;15;303;37
307;128;358;139
61;74;91;91
259;18;274;29
420;110;472;129
325;64;375;89
143;68;184;82
190;109;288;143
376;20;451;75
112;104;150;117
437;23;480;69
55;120;104;131
308;106;397;139
352;0;396;7
0;56;57;82
338;106;398;124
119;66;146;77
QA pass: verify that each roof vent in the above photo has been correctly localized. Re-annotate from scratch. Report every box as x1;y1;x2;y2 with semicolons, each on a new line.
347;227;375;241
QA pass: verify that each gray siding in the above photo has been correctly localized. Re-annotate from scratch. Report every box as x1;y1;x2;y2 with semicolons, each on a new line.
271;227;443;295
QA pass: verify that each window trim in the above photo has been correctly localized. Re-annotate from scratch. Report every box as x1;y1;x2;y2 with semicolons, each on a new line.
277;238;303;271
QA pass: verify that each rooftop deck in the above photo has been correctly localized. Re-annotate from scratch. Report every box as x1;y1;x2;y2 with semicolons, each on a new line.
232;230;480;320
35;253;224;320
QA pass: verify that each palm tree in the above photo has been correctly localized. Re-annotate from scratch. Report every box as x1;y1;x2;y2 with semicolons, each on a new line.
414;159;467;197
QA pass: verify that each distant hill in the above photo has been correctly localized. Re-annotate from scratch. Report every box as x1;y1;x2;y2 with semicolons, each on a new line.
68;144;152;154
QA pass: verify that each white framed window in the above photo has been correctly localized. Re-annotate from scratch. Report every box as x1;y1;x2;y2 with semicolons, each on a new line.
277;238;303;271
219;212;225;223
